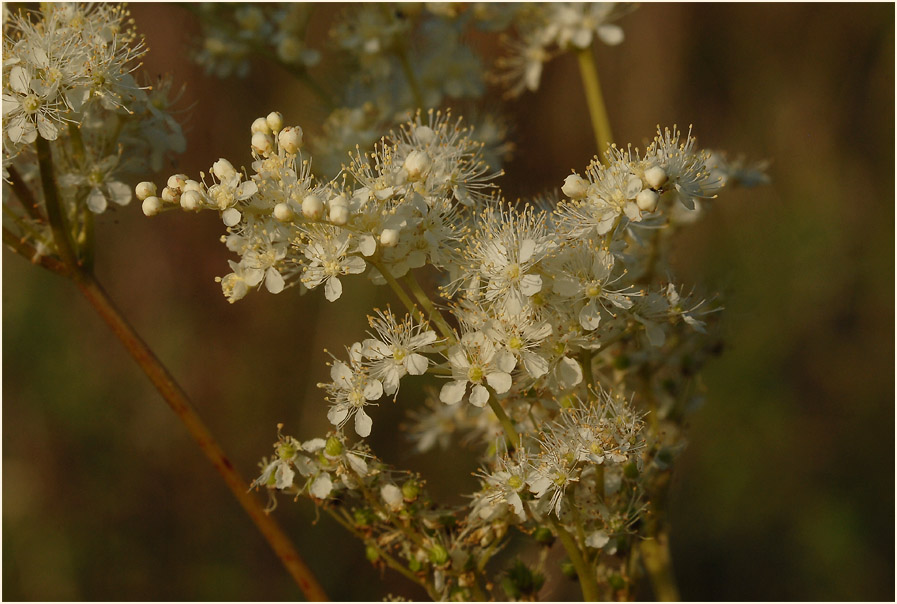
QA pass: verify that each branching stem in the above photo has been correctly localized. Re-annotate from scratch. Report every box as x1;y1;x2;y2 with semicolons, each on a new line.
576;45;614;163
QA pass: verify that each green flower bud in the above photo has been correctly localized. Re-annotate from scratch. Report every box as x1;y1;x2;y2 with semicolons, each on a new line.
408;557;423;573
428;544;449;566
560;559;578;579
533;527;555;545
353;508;376;528
324;436;343;457
365;545;380;563
608;573;626;591
401;479;420;502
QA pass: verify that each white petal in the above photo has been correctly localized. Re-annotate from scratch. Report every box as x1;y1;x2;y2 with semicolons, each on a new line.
327;404;349;426
586;530;610;549
363;379;383;401
519;239;536;263
644;320;666;347
579;302;602;330
222;207;241;226
310;474;333;499
301;438;326;452
381;484;403;509
469;384;490;406
485;371;512;394
265;267;285;294
553;276;580;297
274;462;295;489
519;273;542;296
522;352;549;378
35;114;58;141
330;360;353;386
106;181;132;206
556;356;583;389
358;234;377;256
86;188;108;213
597;24;624;46
440;380;467;405
494;350;517;373
405;353;429;375
354;409;373;437
346;453;368;476
324;276;342;301
9;66;29;94
343;256;367;274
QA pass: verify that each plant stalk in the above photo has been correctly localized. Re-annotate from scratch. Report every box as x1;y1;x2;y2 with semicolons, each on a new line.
550;516;600;601
576;45;614;162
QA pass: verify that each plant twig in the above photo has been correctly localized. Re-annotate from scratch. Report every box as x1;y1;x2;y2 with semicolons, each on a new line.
576;45;614;163
549;516;600;601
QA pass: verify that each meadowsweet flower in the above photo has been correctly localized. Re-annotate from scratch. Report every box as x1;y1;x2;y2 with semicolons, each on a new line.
440;330;516;407
361;310;437;396
301;227;367;301
320;346;384;438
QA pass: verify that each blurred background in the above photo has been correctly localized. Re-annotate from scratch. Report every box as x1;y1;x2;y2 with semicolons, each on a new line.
3;3;893;601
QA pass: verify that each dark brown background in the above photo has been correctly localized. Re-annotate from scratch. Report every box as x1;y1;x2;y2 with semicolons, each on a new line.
3;3;894;600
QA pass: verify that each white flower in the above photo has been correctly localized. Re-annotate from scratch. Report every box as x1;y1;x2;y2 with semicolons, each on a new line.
440;331;516;407
301;228;367;302
321;351;383;438
361;310;437;396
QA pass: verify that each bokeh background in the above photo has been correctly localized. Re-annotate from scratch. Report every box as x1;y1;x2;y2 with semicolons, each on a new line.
3;3;894;601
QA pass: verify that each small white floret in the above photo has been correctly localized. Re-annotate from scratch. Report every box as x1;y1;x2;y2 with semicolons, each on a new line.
222;207;241;226
403;150;429;180
161;186;179;203
167;174;188;191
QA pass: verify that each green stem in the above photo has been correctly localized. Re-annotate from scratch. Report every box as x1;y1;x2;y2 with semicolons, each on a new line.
6;165;47;223
487;393;519;450
36;136;79;268
576;45;614;163
402;272;455;342
550;516;600;601
396;45;425;112
579;350;595;402
370;259;418;319
639;533;679;601
2;227;68;274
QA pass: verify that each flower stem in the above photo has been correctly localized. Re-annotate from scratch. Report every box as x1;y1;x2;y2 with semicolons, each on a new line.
369;259;419;320
576;45;614;163
487;392;519;450
402;272;455;342
639;532;680;601
33;140;329;601
549;516;600;601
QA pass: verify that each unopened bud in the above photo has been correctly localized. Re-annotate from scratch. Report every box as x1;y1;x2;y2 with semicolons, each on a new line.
636;189;659;212
414;125;436;145
273;202;294;222
403;150;429;180
161;186;179;203
180;189;202;211
183;180;202;193
401;479;420;502
278;126;303;154
644;166;668;189
167;173;188;191
266;111;284;133
135;181;157;200
561;174;589;199
324;436;343;457
428;544;449;566
142;196;162;216
212;158;236;181
380;228;399;248
302;194;324;220
365;545;380;563
251;132;273;155
251;116;271;135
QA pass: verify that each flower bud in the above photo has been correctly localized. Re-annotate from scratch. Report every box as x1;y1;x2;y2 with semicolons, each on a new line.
414;125;436;145
533;527;555;545
142;196;162;216
324;436;343;457
266;111;284;133
161;186;179;203
302;194;324;220
401;479;420;502
251;132;273;155
273;202;294;222
636;189;659;212
183;180;202;193
380;228;399;248
222;207;241;227
353;508;375;528
278;126;303;154
329;204;349;226
135;181;157;200
180;189;202;211
212;158;236;181
561;174;589;199
365;545;380;563
403;150;429;180
644;166;668;189
251;116;271;135
428;544;449;566
167;173;188;191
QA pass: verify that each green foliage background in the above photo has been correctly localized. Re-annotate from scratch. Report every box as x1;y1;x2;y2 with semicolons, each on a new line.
3;3;894;600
